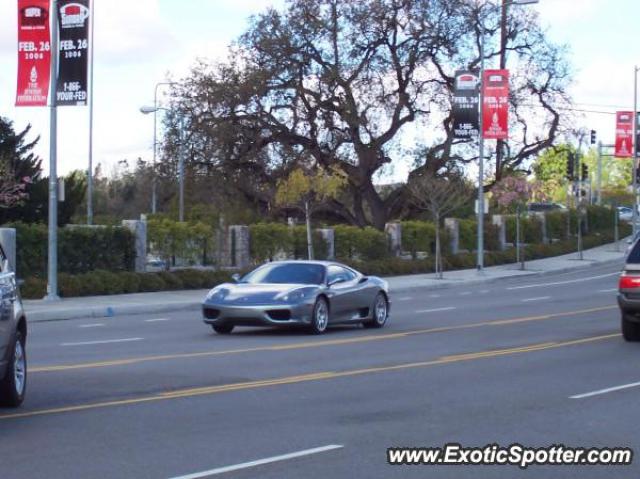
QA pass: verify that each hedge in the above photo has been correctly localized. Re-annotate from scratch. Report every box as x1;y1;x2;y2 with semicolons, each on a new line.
248;224;329;262
506;215;544;244
7;222;135;278
401;221;451;259
457;219;501;252
21;268;233;299
334;225;388;261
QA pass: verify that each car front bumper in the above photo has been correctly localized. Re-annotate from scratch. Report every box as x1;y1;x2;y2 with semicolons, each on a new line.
202;300;316;328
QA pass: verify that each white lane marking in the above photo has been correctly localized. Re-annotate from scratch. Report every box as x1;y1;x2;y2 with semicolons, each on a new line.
397;296;413;301
480;290;490;294
570;381;640;399
145;318;171;322
428;294;441;298
167;445;344;479
416;307;456;314
78;324;105;328
597;288;618;293
61;338;143;347
507;272;619;290
521;296;551;303
459;292;472;296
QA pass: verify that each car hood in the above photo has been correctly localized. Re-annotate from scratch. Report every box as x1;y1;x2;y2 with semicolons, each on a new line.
206;283;318;305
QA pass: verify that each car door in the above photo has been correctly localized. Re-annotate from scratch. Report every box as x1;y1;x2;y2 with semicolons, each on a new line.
326;265;360;321
0;247;13;365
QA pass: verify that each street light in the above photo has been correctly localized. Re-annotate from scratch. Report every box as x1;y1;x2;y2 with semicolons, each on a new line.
140;105;186;222
476;0;539;272
632;66;639;238
149;82;177;214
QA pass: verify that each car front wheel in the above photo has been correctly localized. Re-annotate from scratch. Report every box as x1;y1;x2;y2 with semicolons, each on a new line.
309;297;329;334
0;331;27;407
622;313;640;341
212;324;234;335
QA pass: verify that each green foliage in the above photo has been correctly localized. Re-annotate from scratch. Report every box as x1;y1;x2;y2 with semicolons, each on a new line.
8;222;135;278
506;215;544;244
291;226;329;260
586;205;615;232
401;221;451;259
334;225;388;261
546;211;568;240
249;223;292;262
147;218;214;267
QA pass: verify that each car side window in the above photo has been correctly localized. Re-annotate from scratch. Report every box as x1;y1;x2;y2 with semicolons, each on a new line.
0;246;5;273
327;265;356;284
627;240;640;264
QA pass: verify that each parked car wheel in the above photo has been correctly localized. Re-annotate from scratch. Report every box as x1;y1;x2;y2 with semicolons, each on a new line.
0;331;27;407
212;324;234;335
364;292;388;329
621;313;640;342
309;297;329;334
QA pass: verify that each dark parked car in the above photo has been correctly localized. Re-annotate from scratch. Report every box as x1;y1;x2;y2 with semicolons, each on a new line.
0;245;27;407
203;261;390;334
528;202;567;212
618;237;640;341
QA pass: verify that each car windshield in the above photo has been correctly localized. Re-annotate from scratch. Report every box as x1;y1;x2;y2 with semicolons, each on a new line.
241;263;325;285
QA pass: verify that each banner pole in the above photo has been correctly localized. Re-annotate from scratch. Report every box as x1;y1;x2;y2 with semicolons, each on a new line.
87;0;95;224
45;0;59;301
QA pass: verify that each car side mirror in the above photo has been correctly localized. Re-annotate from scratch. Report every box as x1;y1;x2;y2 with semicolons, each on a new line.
358;276;368;284
231;273;241;283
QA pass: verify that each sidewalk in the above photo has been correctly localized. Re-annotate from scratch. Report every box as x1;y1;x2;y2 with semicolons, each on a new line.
24;240;627;322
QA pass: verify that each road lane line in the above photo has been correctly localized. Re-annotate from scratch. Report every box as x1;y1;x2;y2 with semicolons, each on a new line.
78;324;105;328
428;294;441;298
32;305;617;373
597;288;618;293
507;272;619;290
522;296;551;303
60;338;143;347
459;292;472;296
145;318;171;323
2;333;619;420
570;381;640;399
480;290;490;294
167;445;344;479
397;296;413;301
416;307;456;313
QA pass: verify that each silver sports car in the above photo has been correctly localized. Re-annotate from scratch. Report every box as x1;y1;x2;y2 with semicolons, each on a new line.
202;261;390;334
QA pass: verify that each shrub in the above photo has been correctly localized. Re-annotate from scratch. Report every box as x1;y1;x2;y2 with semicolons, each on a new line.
334;225;388;260
546;211;567;240
249;223;292;262
290;226;329;260
120;272;141;294
158;271;184;290
587;205;615;233
21;277;46;299
138;273;166;292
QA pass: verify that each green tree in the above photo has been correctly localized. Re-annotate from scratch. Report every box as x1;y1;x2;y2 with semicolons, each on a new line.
275;167;345;259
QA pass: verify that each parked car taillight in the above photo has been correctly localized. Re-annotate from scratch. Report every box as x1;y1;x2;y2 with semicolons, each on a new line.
619;274;640;289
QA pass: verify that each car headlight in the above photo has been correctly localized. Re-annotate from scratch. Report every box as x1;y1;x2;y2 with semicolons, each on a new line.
206;287;228;302
278;289;313;303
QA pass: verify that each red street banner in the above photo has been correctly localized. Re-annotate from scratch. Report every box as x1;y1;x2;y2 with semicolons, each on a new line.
482;69;509;140
615;111;634;158
15;0;51;106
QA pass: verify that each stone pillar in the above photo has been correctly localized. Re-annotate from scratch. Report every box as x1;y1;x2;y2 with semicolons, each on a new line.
317;228;335;260
444;218;459;255
384;222;402;257
0;228;17;273
122;220;147;273
491;215;507;251
531;212;548;244
228;225;250;269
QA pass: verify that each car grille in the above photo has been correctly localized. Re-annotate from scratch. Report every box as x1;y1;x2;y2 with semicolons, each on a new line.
203;308;220;319
267;309;292;321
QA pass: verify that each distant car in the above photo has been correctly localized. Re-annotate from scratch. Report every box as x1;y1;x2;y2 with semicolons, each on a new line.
617;206;633;223
528;203;567;212
0;245;27;407
202;261;390;335
618;238;640;341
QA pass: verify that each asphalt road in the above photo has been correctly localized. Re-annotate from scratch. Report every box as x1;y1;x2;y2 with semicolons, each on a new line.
1;261;638;479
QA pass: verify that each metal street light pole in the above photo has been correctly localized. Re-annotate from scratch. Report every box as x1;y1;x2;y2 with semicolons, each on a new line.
152;82;177;214
45;0;60;301
140;105;186;222
87;0;95;225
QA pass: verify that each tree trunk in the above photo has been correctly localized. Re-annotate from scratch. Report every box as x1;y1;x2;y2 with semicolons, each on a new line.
305;200;314;260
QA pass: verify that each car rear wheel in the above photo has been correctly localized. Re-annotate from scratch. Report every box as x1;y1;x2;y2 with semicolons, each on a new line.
309;297;329;334
0;331;26;407
364;292;388;329
622;313;640;341
212;324;234;335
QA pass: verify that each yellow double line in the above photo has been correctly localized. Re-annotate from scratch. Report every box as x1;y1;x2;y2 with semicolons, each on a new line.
1;331;620;420
31;305;617;374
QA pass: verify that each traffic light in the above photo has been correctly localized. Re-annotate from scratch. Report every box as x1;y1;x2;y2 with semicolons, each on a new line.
581;163;588;181
566;153;575;180
590;130;597;145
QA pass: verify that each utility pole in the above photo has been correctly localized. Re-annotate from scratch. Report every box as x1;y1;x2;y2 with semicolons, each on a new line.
596;140;602;205
45;0;59;301
87;0;95;225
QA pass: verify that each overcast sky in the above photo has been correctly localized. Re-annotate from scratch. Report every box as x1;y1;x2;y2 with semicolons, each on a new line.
0;0;638;181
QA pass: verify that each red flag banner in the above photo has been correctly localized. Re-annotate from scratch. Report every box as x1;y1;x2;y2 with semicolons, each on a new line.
615;111;634;158
16;0;51;106
482;69;509;140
